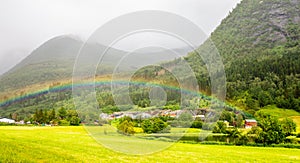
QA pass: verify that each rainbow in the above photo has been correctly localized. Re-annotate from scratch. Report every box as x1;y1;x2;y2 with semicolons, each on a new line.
0;80;215;108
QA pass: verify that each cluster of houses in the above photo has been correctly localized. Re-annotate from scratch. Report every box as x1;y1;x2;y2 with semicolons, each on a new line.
0;118;30;125
1;109;257;129
99;108;258;129
100;109;207;121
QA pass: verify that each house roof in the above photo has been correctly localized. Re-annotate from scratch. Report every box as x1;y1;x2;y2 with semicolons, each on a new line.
0;118;14;121
0;118;15;123
194;115;205;118
245;119;257;123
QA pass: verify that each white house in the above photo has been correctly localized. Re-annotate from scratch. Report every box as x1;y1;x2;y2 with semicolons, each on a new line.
0;118;15;124
139;112;151;119
193;114;205;120
99;113;110;120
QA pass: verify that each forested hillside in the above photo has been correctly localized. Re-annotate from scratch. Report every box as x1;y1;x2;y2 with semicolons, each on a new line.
134;0;300;114
185;0;300;114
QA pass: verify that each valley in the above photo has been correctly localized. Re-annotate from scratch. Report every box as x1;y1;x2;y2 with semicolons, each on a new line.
0;0;300;162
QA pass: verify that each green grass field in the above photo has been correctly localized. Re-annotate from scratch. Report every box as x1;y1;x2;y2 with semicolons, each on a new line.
260;106;300;132
260;106;300;118
0;126;300;162
290;116;300;132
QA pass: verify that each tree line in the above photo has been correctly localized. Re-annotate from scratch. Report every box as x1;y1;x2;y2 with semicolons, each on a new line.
31;107;80;126
211;111;298;145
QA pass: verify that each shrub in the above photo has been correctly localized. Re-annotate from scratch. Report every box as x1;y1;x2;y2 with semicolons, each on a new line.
69;116;80;126
202;123;214;130
212;121;227;133
117;120;135;136
134;127;144;133
141;118;169;133
58;120;70;126
191;120;203;129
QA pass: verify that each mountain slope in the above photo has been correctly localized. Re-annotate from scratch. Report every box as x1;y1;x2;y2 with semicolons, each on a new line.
185;0;300;113
0;35;128;91
135;0;300;114
0;36;190;92
210;0;300;62
0;36;82;91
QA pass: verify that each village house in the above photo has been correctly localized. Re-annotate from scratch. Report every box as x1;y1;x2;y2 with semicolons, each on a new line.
244;119;257;129
193;115;205;120
100;108;210;121
0;118;15;124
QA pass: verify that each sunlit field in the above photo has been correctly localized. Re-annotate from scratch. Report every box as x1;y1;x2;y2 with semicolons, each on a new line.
0;126;299;162
291;116;300;132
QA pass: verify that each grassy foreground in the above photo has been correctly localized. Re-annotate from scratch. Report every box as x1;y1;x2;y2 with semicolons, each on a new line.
0;126;299;162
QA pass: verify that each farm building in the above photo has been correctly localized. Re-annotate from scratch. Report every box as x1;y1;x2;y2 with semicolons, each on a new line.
244;119;257;129
0;118;15;124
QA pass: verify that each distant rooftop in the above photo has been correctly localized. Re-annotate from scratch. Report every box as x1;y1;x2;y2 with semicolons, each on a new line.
245;119;257;122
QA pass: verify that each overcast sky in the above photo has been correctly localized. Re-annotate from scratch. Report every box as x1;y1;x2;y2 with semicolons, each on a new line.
0;0;241;74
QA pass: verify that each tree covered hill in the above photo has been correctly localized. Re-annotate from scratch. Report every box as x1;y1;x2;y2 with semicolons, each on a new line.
212;0;300;62
133;0;300;114
185;0;300;113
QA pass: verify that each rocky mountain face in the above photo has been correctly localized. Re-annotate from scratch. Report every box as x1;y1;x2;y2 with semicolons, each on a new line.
210;0;300;62
184;0;300;113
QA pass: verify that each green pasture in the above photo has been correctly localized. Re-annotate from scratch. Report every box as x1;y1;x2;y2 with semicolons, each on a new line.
290;116;300;132
0;126;300;162
260;106;300;118
260;106;300;132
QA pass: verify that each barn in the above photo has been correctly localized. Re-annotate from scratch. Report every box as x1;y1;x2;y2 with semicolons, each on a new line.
245;119;257;129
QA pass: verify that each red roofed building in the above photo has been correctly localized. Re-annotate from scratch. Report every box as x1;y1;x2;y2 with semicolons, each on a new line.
245;119;257;129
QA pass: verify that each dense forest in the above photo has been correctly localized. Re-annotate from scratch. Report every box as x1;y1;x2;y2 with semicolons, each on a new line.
210;0;300;114
163;0;300;114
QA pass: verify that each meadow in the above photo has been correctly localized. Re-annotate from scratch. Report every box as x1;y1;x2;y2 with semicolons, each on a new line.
0;126;300;162
260;106;300;132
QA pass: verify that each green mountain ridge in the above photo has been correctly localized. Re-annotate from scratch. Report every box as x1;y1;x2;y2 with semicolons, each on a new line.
211;0;300;62
186;0;300;113
131;0;300;114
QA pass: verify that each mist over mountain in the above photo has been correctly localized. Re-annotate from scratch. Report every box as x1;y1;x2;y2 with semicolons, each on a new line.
0;35;190;91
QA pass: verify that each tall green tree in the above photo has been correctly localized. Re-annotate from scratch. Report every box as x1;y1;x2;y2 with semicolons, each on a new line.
117;120;135;136
212;121;227;134
49;108;56;121
37;109;44;124
141;118;169;134
281;118;296;136
220;110;235;125
58;107;67;120
66;110;80;126
255;111;285;145
141;119;153;133
236;114;244;128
